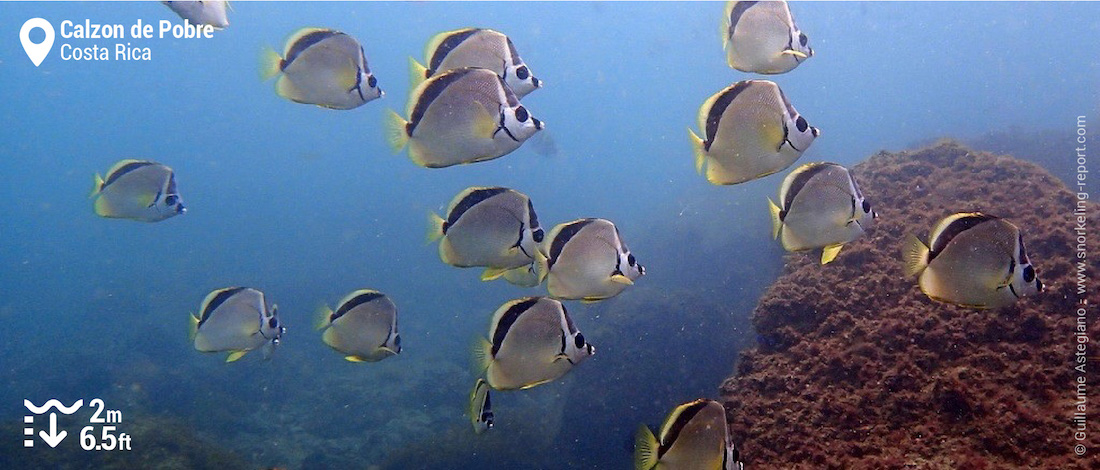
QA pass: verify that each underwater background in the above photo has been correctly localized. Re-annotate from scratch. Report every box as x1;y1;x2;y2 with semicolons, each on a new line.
1;1;1098;468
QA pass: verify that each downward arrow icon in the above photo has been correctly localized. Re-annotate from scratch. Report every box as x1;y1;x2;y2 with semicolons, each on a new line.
39;413;66;448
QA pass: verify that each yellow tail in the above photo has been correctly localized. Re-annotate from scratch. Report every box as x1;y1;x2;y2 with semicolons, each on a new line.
768;197;783;240
408;56;429;89
688;128;706;175
259;47;283;81
385;109;410;153
314;304;334;330
534;249;550;284
903;234;930;277
634;424;660;470
427;212;445;243
90;173;104;198
188;313;199;341
471;336;493;375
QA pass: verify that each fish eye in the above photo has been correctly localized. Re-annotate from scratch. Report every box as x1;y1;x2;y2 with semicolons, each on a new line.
574;333;585;348
796;116;808;132
268;318;278;329
165;195;178;206
628;253;636;266
515;106;529;122
394;334;402;347
799;33;808;46
368;75;377;88
862;200;871;213
516;66;529;80
533;228;544;243
1023;266;1035;283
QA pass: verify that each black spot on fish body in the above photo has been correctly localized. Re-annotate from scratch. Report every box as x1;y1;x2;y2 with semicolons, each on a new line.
429;28;479;72
703;81;753;152
199;287;248;327
284;29;341;68
782;163;837;213
659;400;710;459
408;68;479;135
104;161;156;188
491;298;541;357
727;1;759;40
447;187;510;230
928;214;1000;262
547;219;596;272
332;291;386;321
268;318;278;329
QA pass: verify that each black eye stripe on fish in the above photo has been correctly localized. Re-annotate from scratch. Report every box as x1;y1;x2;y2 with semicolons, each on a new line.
446;187;510;232
284;30;341;68
429;28;479;72
407;68;477;135
504;37;522;66
703;81;753;151
199;287;248;326
547;218;596;272
490;298;541;357
331;291;385;322
928;214;999;262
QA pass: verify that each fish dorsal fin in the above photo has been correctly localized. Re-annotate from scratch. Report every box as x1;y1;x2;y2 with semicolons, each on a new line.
658;399;710;456
780;162;837;213
546;218;597;273
331;290;387;322
446;187;509;230
282;27;333;62
406;68;478;134
197;287;247;327
699;81;755;151
102;160;155;188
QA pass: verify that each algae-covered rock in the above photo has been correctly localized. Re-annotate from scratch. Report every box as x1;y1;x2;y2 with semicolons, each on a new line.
721;141;1100;469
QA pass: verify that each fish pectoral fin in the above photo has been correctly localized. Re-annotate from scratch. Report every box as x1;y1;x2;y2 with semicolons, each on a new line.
225;350;249;363
820;244;844;265
782;49;809;58
553;353;569;363
481;267;509;282
472;101;499;140
634;425;661;470
610;274;634;285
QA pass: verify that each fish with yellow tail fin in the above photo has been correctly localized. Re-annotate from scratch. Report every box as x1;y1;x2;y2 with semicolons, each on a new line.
473;297;594;391
317;289;401;362
469;379;494;434
904;212;1043;309
411;28;542;97
635;398;743;470
690;79;819;185
91;159;185;222
723;0;813;74
385;67;543;168
428;187;545;286
190;287;284;362
260;28;383;110
768;162;876;264
538;218;645;302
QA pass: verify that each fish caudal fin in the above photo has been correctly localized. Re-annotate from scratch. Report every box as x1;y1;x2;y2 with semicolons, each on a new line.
768;198;783;240
471;336;493;375
903;234;930;277
90;173;104;198
821;244;843;265
688;128;706;175
225;350;248;363
188;313;199;341
408;57;428;89
634;424;660;470
481;267;508;282
259;47;283;81
426;212;445;244
385;109;410;153
534;249;550;284
314;304;334;331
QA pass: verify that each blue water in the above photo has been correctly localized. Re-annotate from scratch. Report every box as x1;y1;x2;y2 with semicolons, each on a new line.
1;2;1097;468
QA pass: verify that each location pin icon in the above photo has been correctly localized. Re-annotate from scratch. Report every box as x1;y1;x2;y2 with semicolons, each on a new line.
20;18;55;67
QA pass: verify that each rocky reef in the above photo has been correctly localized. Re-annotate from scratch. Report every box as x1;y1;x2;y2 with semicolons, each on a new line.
721;142;1100;468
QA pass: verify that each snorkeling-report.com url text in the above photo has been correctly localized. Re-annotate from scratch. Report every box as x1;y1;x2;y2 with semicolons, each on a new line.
1074;114;1089;457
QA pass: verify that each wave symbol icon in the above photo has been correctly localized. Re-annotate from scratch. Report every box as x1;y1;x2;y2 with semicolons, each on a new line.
24;399;83;415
